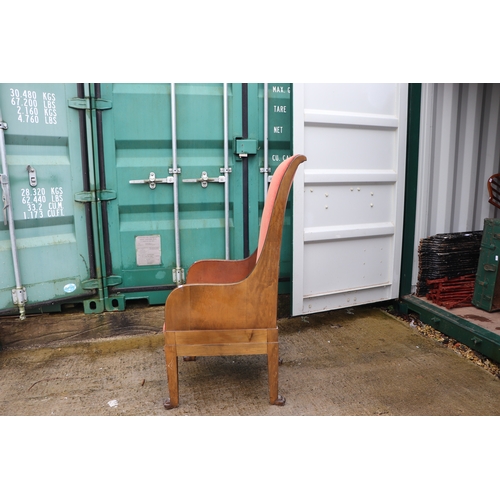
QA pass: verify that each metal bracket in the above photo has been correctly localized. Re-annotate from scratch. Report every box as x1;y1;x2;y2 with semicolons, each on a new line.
234;138;257;158
182;171;226;188
27;165;37;187
12;287;27;305
260;167;273;184
1;173;10;226
129;171;174;190
0;121;8;130
172;267;185;285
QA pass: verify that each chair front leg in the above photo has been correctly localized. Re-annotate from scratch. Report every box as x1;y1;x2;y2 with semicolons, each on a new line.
164;340;179;410
267;329;285;406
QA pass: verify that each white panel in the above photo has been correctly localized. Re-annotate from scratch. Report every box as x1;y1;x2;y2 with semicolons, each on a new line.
293;84;408;316
303;235;394;297
304;126;397;171
412;83;500;293
303;183;395;228
304;83;398;115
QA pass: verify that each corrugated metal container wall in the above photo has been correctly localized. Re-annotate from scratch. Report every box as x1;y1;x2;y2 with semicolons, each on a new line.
0;83;294;316
94;83;293;311
0;84;99;317
412;83;500;292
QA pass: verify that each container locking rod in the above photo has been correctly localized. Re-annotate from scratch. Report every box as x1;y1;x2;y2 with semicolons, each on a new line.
0;111;27;319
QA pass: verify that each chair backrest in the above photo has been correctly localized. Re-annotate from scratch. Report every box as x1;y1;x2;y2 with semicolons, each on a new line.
256;155;306;262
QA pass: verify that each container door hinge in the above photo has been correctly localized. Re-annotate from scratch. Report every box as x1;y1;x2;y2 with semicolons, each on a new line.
81;278;100;290
234;138;258;159
74;190;116;203
82;275;122;290
105;275;122;287
68;97;113;111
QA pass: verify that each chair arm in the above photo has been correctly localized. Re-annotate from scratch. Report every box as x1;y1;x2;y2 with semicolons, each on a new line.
185;251;257;284
165;277;276;331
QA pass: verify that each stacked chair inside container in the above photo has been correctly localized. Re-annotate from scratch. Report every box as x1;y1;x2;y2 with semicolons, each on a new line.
488;173;500;210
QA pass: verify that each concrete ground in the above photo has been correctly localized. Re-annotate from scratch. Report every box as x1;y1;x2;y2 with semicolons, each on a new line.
1;305;500;416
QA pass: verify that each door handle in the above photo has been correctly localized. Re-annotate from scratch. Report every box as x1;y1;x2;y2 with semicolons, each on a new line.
129;171;174;190
182;171;226;188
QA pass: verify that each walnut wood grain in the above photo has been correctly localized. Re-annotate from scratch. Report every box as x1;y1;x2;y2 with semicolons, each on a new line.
163;154;306;409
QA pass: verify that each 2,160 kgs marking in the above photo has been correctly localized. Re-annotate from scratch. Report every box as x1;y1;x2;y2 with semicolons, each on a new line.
9;88;58;125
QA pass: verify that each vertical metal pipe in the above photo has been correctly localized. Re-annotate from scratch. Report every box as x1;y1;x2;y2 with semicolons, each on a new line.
170;83;182;283
0;108;26;319
223;83;230;259
264;83;269;201
242;84;249;258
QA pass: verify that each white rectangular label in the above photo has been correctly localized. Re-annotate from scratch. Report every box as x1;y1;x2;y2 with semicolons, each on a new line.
135;235;161;266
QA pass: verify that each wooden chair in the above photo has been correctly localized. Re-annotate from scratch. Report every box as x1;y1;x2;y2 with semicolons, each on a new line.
488;173;500;209
163;154;307;409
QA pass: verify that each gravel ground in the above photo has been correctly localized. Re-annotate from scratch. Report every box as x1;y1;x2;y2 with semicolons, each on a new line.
383;304;500;379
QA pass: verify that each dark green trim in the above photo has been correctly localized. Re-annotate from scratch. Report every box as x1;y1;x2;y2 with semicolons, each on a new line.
402;295;500;364
400;83;422;298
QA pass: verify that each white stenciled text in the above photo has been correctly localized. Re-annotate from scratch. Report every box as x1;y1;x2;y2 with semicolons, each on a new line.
10;88;39;124
9;89;58;125
43;92;57;125
21;186;65;219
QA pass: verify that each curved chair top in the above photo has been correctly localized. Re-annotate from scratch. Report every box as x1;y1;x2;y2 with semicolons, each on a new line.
256;154;305;261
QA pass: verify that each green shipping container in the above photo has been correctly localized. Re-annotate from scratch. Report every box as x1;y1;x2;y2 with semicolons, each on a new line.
472;218;500;312
0;83;293;317
0;83;101;316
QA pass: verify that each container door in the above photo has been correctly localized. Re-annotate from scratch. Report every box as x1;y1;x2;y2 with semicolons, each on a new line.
93;83;244;310
0;84;100;316
292;84;408;316
93;83;294;311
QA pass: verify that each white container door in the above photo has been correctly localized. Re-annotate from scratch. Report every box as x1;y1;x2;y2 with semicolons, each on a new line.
292;83;408;316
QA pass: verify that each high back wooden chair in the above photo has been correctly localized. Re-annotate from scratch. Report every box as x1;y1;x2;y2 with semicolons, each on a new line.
163;154;306;409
